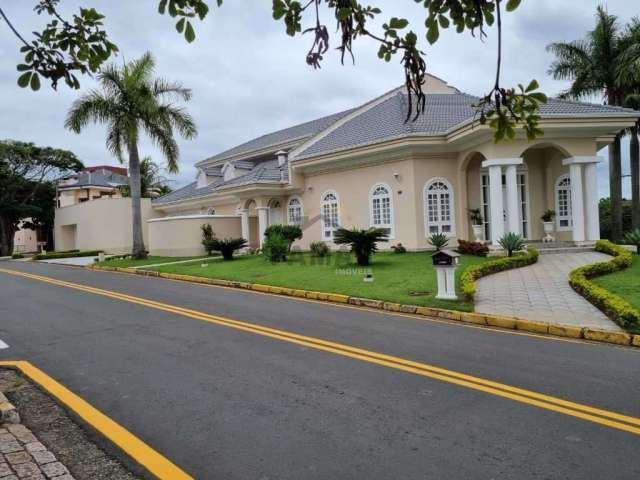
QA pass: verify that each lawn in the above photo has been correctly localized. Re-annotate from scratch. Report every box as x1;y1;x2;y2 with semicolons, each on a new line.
592;253;640;312
98;255;208;268
139;251;490;311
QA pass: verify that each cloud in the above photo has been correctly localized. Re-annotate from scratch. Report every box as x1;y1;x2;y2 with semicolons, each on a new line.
0;0;637;196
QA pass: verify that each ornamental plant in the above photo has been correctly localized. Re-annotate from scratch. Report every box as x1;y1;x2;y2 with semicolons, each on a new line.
262;233;289;263
264;224;303;252
207;238;247;261
333;227;389;266
498;232;525;257
541;209;556;223
310;241;330;257
623;229;640;254
428;233;449;251
468;208;483;226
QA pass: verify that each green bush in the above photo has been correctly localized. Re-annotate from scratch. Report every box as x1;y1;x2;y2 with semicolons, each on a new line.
201;223;216;256
456;239;489;257
568;240;639;328
498;232;525;257
33;250;103;260
623;229;640;254
461;247;539;301
428;233;449;251
11;253;24;259
391;243;407;254
333;227;389;266
262;233;289;263
310;241;330;257
207;238;247;261
264;224;303;251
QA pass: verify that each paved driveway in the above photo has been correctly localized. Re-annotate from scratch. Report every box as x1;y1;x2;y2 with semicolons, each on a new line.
475;252;621;331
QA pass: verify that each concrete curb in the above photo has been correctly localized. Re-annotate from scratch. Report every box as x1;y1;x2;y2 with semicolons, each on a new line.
88;265;640;349
0;391;20;424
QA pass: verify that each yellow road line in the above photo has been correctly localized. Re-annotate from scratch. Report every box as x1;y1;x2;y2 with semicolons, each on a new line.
0;360;193;480
2;267;640;437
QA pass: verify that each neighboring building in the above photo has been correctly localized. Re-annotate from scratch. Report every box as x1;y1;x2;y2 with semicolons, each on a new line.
12;220;47;254
53;75;640;256
149;75;638;256
54;166;154;254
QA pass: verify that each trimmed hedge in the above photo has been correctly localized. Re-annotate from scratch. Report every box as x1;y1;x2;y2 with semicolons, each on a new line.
461;247;539;301
33;250;103;260
569;240;639;328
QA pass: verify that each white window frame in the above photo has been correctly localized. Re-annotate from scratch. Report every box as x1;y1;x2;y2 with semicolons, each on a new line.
555;174;573;231
320;190;340;241
287;196;304;226
424;178;456;237
369;183;395;239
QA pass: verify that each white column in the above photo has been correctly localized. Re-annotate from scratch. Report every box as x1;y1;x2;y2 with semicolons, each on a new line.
505;164;520;235
240;209;249;241
584;162;600;241
488;165;504;245
569;163;585;242
257;207;269;248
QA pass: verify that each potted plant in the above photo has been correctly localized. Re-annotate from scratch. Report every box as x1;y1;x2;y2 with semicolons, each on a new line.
541;209;556;243
468;208;484;242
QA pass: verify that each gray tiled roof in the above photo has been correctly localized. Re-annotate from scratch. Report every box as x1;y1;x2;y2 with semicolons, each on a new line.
294;92;638;160
198;109;355;164
59;169;129;189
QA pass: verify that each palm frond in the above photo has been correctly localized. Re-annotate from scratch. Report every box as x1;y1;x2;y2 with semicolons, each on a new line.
153;79;192;101
157;104;198;140
142;121;179;173
65;91;117;133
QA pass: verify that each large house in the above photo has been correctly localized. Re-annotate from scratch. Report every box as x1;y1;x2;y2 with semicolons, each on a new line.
55;75;640;256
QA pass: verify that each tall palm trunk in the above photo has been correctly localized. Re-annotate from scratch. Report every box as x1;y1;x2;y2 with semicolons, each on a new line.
632;125;640;231
127;140;147;259
609;133;623;242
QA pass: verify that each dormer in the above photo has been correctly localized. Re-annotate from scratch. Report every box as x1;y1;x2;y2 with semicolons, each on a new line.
222;161;236;182
196;168;209;188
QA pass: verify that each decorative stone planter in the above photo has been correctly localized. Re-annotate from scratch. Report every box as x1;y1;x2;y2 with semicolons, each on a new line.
542;221;555;243
472;224;484;242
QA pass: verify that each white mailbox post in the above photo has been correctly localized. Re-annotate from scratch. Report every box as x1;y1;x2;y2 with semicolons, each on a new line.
431;249;460;300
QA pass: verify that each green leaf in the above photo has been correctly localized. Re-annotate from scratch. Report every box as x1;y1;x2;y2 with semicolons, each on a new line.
17;72;32;88
30;73;41;91
438;14;450;29
525;79;539;93
184;21;195;43
506;0;522;12
176;18;185;33
16;64;30;72
426;24;439;44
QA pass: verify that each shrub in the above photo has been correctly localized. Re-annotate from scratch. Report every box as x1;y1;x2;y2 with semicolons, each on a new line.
310;241;330;257
541;209;556;222
623;229;640;254
568;240;639;328
468;208;483;226
456;239;489;257
11;253;24;259
498;232;525;257
264;224;303;252
333;227;389;266
391;243;407;254
201;224;216;256
428;233;449;251
262;233;289;263
207;238;247;261
33;250;103;260
461;247;539;301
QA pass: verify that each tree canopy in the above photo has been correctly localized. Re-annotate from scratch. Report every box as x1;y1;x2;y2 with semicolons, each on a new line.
1;0;546;142
0;140;84;256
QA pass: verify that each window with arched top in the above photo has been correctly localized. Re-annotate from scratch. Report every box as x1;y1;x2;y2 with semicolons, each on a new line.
556;175;572;230
321;191;340;240
424;178;455;236
369;183;394;238
287;197;304;226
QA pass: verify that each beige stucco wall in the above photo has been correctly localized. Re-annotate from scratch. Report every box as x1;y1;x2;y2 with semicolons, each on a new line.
148;215;242;256
13;227;38;253
54;198;155;253
58;187;123;208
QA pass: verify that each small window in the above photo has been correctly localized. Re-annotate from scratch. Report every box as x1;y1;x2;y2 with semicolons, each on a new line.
321;191;340;240
287;197;303;226
370;183;394;237
556;175;572;230
424;179;455;236
207;207;216;215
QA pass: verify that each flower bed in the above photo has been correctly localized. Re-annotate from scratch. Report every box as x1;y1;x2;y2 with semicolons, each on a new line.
460;247;539;301
569;240;640;329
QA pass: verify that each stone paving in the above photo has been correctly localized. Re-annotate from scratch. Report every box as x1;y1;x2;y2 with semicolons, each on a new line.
0;423;74;480
475;251;623;331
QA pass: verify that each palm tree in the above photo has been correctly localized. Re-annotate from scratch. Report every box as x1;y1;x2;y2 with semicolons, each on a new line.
547;6;633;241
139;157;173;198
66;52;196;258
623;94;640;230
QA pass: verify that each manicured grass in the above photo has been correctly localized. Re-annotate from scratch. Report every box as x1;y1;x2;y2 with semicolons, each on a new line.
592;253;640;313
98;255;207;268
145;251;490;311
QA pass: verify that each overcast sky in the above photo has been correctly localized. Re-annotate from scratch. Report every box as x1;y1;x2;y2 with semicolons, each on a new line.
1;1;638;197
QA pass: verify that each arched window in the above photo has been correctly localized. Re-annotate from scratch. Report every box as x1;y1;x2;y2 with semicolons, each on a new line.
287;197;303;226
207;207;216;215
556;175;572;230
321;191;340;240
370;183;394;237
424;178;455;236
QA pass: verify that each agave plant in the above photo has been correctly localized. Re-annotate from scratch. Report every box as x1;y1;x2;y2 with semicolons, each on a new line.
623;229;640;254
333;227;389;266
208;237;247;260
498;232;526;257
428;233;449;251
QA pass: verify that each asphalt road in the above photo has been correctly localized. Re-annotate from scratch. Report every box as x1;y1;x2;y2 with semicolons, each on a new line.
0;260;639;479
